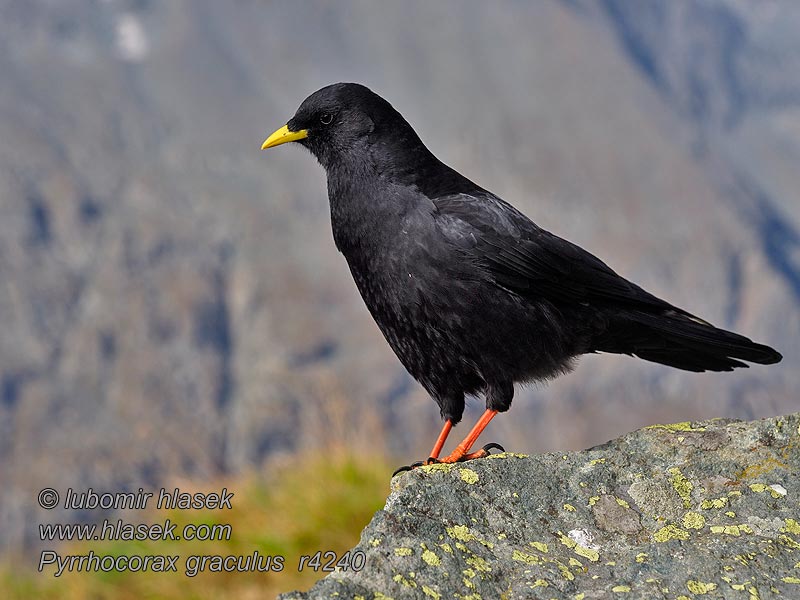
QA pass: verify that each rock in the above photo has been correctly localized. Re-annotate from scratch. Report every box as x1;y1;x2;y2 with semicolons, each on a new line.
280;414;800;599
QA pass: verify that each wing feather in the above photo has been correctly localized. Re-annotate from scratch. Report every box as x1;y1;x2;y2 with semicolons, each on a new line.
433;192;688;315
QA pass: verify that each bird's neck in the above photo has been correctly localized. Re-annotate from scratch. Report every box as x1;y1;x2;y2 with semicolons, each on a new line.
326;159;427;255
324;140;482;254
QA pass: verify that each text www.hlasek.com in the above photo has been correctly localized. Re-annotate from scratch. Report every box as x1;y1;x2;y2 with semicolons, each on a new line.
40;519;231;543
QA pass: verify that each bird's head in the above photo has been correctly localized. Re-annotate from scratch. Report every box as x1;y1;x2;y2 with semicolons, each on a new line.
262;83;425;171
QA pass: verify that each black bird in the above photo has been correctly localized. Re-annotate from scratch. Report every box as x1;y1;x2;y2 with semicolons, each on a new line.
262;83;782;468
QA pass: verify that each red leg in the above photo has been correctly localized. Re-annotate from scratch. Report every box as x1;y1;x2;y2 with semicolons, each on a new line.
437;409;498;463
392;410;503;476
428;419;453;460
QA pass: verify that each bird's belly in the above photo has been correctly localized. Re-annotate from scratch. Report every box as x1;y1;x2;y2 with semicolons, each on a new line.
346;260;475;387
347;257;582;392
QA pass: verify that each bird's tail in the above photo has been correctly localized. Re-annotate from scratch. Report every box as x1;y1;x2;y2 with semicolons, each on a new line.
595;310;782;372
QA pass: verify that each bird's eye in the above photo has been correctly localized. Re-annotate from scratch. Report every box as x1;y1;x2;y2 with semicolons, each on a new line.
319;112;333;125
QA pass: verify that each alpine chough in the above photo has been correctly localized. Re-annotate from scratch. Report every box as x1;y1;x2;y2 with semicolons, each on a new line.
262;83;782;469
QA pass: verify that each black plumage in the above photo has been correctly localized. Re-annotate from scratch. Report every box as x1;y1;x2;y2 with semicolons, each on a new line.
262;83;782;464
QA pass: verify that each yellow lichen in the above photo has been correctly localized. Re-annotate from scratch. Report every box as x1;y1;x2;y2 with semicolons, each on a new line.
782;576;800;584
419;462;456;474
669;467;693;507
710;524;753;536
612;585;631;593
635;553;648;563
486;452;528;459
439;543;453;554
687;580;717;594
393;573;417;588
422;585;441;599
466;555;490;573
394;547;413;556
646;422;706;432
422;550;441;566
447;525;475;542
783;519;800;535
556;560;575;581
574;544;599;562
446;525;493;548
700;496;728;510
511;550;541;565
615;497;630;509
459;468;479;484
370;537;382;547
588;496;600;506
532;579;548;588
654;524;689;542
568;557;583;567
682;511;706;529
780;534;800;549
530;541;548;553
564;503;576;512
558;532;576;549
461;568;476;590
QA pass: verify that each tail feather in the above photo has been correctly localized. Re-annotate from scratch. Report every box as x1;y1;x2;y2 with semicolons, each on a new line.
596;310;782;373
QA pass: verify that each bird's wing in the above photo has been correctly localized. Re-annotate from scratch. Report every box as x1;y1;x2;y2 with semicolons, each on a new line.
433;192;692;315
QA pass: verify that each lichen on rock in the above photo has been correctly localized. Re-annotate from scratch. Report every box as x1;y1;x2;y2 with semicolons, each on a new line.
280;413;800;599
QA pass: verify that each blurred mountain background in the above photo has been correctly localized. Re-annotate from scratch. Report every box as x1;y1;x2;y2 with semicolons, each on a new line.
1;0;798;581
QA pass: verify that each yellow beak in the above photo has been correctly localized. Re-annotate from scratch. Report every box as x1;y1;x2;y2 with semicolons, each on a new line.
261;124;308;149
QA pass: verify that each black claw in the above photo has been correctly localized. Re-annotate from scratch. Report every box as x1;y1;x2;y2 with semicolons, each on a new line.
392;457;441;477
392;464;413;477
482;442;505;454
392;460;425;477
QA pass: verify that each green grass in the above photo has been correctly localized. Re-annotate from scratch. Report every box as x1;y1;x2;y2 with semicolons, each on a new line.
2;453;392;599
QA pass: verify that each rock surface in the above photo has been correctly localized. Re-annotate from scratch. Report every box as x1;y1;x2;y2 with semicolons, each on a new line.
281;414;800;599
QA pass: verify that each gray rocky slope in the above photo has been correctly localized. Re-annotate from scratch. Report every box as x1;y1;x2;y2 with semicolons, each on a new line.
283;413;800;599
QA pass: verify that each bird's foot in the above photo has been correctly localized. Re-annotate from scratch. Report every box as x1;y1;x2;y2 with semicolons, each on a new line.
435;442;506;464
391;443;505;476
